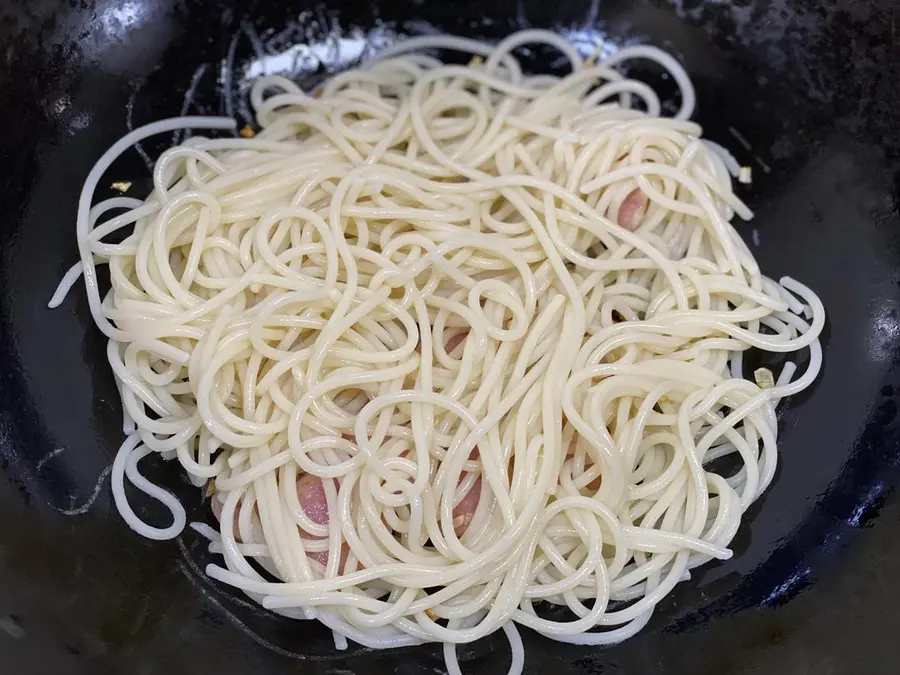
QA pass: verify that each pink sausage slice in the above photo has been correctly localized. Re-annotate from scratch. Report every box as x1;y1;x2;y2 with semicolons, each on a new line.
417;329;471;356
452;477;481;536
211;475;348;571
614;188;648;231
296;474;350;570
444;330;469;356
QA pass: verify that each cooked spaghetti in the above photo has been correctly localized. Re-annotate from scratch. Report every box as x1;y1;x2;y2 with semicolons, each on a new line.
50;29;824;674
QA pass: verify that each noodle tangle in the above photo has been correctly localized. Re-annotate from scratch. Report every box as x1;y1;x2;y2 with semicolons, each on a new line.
52;30;824;674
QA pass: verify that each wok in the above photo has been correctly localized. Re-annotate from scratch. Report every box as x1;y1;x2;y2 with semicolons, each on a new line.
1;1;899;673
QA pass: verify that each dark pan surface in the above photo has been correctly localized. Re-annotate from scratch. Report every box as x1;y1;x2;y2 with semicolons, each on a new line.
1;1;900;673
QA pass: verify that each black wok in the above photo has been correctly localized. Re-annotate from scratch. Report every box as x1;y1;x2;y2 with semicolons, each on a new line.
1;1;899;673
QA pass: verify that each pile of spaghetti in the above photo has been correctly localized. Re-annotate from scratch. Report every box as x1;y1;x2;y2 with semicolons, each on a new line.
52;30;824;674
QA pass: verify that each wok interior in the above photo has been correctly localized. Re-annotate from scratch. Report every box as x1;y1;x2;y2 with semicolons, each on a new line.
0;1;898;673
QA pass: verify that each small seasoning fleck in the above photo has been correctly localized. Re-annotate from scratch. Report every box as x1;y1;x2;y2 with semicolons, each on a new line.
585;44;605;65
111;181;132;193
205;480;217;498
754;367;775;389
239;125;256;138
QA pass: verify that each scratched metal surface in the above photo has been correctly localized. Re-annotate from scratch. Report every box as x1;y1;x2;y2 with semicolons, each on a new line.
1;1;899;673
